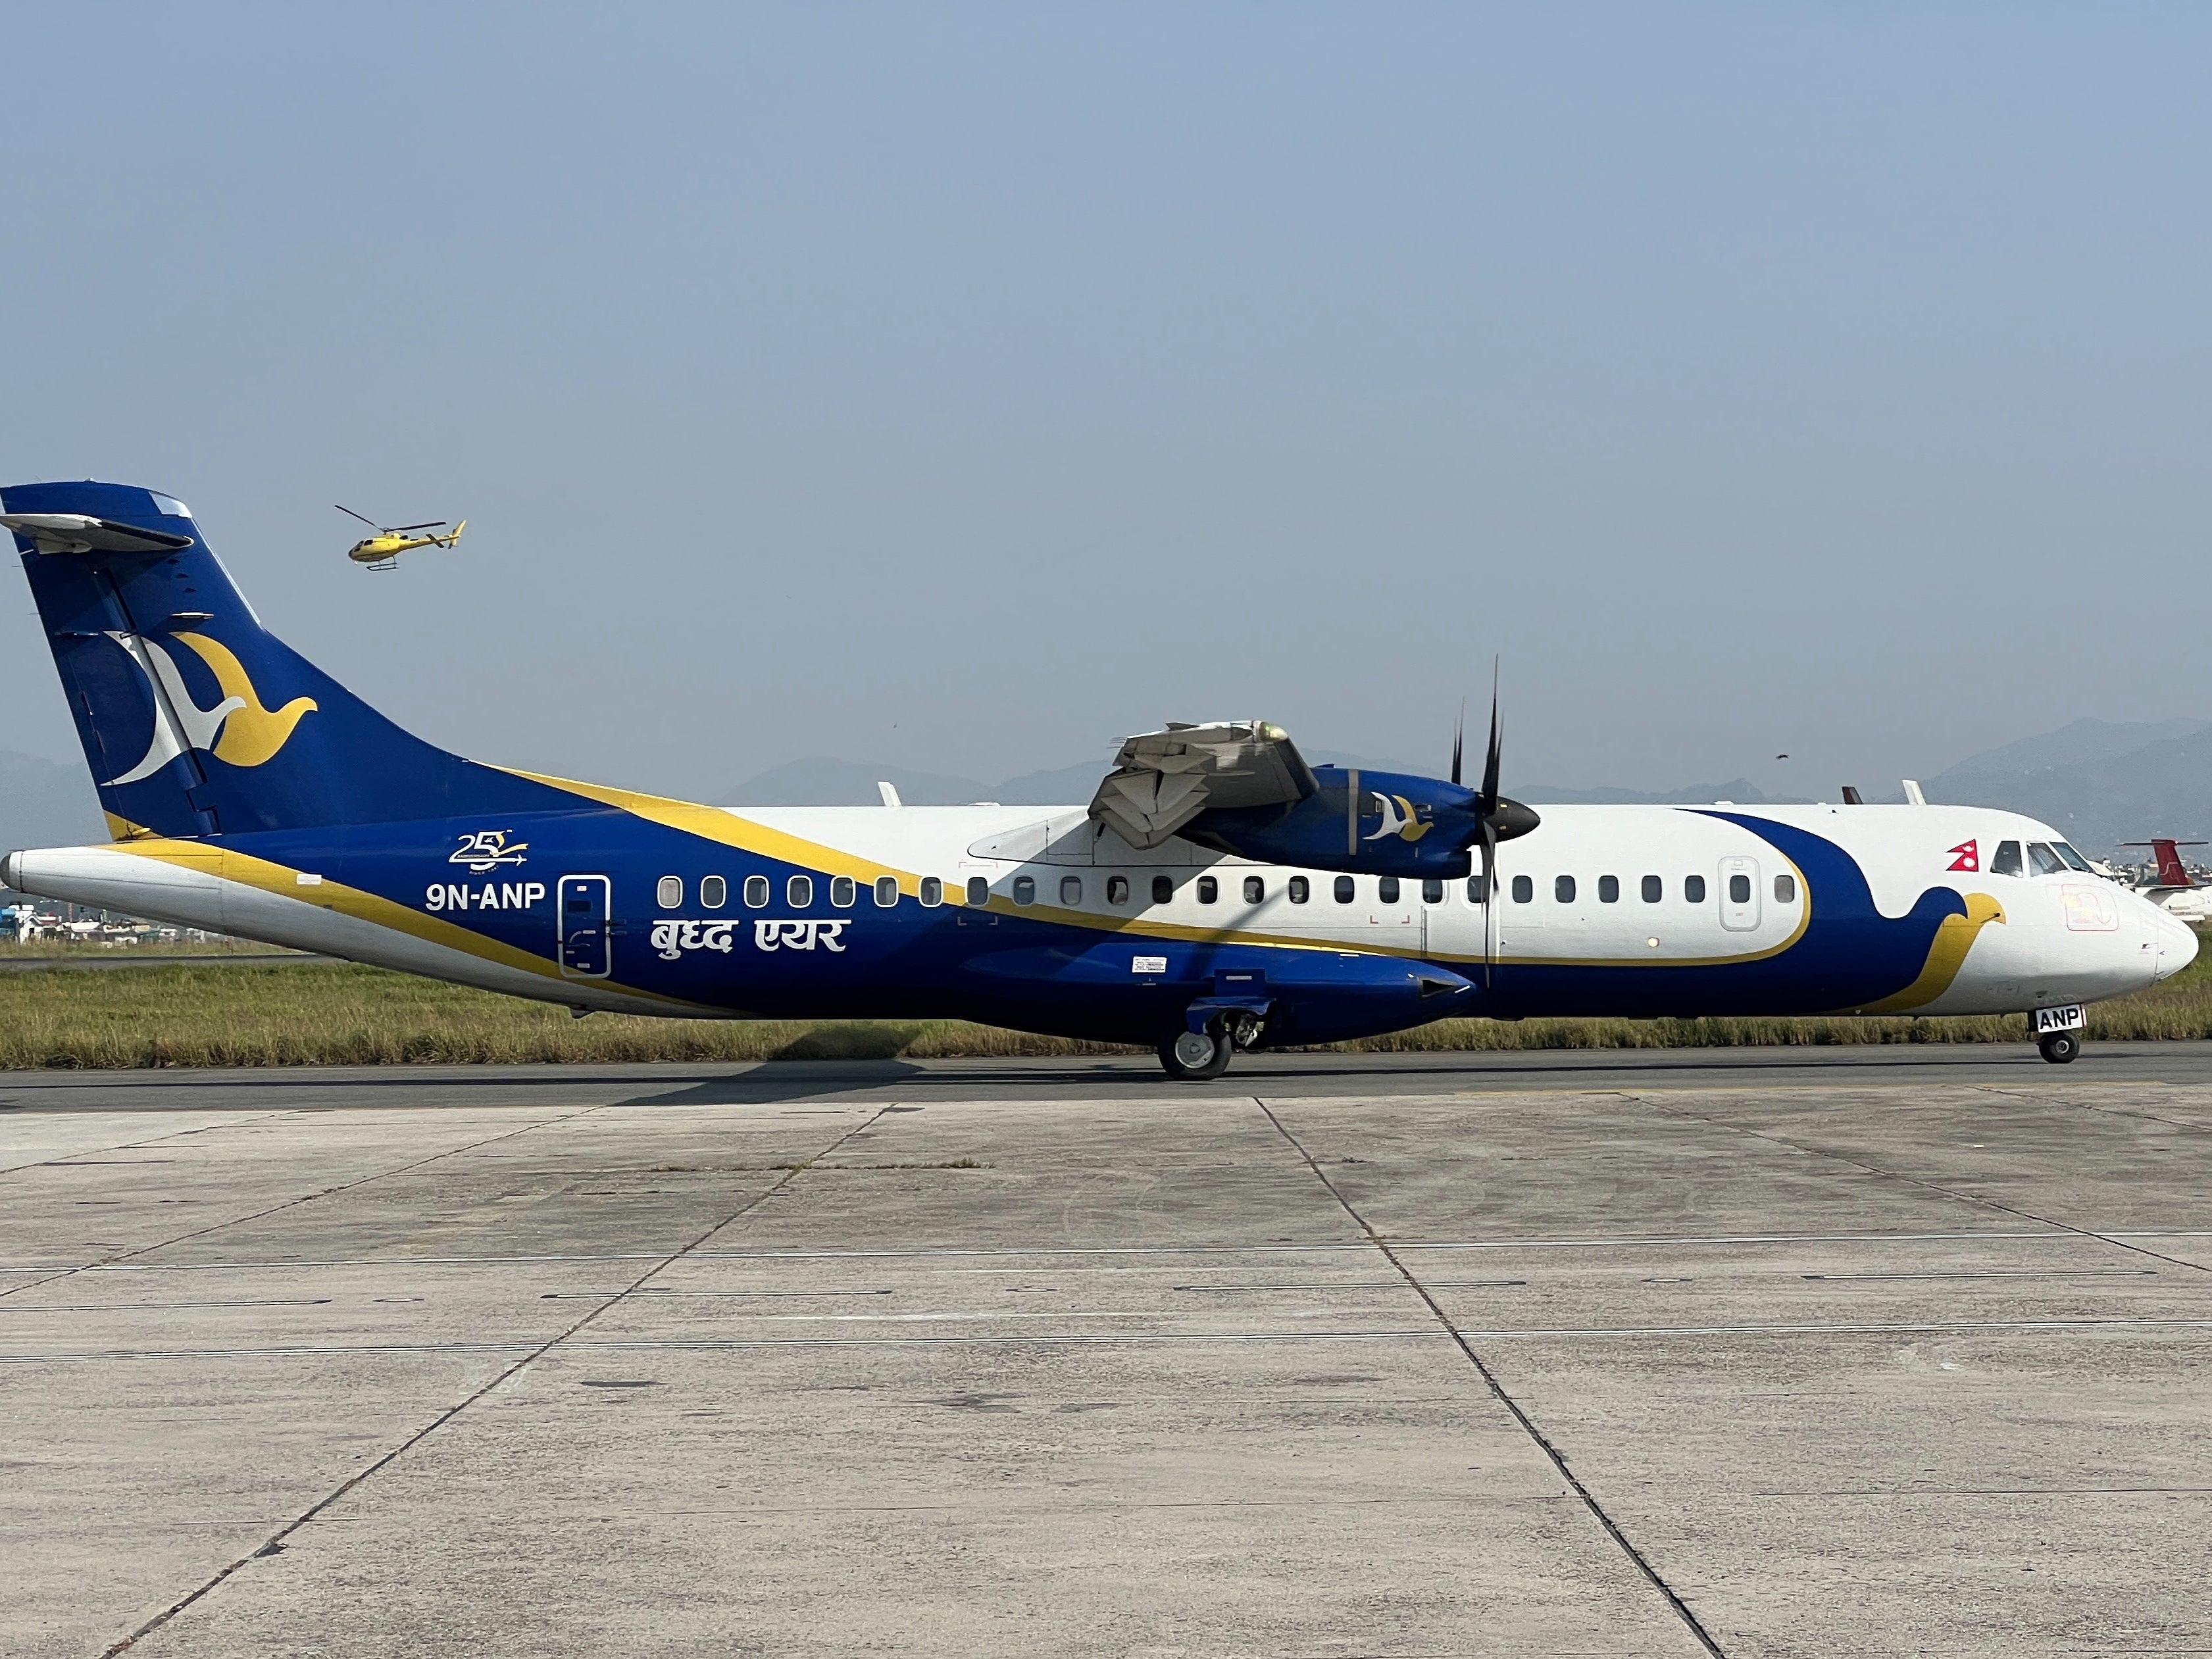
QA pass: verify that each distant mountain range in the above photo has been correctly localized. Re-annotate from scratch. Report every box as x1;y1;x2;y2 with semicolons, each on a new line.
720;718;2212;854
717;749;1418;809
4;718;2207;858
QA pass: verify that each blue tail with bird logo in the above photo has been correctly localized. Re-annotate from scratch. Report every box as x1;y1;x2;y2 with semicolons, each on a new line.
3;480;566;839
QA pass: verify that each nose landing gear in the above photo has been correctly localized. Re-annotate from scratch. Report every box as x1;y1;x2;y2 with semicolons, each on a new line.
2037;1031;2081;1064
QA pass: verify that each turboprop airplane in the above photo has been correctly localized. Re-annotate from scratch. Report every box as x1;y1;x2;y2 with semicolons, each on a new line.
1;482;2196;1074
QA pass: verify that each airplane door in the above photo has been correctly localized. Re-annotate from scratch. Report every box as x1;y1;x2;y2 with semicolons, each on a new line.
1718;857;1761;932
558;874;613;978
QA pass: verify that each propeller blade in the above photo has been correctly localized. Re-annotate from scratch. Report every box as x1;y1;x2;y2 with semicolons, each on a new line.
335;505;380;528
1479;820;1497;989
1450;701;1465;787
1478;658;1503;816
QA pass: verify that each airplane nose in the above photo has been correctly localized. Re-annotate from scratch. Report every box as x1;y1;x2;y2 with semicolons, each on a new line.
2155;910;2200;981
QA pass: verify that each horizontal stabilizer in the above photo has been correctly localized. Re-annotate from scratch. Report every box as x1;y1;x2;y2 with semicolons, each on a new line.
1;513;193;555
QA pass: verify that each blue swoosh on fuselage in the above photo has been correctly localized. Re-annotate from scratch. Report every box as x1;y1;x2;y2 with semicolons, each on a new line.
1490;812;1968;1018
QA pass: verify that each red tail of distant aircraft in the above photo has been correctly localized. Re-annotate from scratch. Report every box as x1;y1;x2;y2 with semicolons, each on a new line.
2121;839;2205;895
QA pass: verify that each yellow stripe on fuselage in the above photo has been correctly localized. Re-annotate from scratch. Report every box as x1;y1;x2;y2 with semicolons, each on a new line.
507;769;1817;970
108;836;703;1009
1850;893;2005;1014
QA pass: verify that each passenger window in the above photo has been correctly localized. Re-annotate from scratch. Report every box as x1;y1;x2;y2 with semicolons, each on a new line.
1244;876;1264;904
1728;873;1751;904
1422;878;1443;904
1062;876;1083;904
1684;874;1706;903
1013;875;1036;905
1107;875;1130;905
1289;876;1309;904
1196;876;1218;904
1378;876;1400;904
1991;841;2023;877
874;875;899;907
656;875;682;910
1512;874;1533;904
919;876;942;907
1774;874;1796;903
744;875;770;908
1334;875;1355;903
1152;874;1174;904
1597;875;1619;904
2053;842;2094;872
1466;875;1487;904
1642;875;1661;903
787;874;813;908
1555;875;1575;904
830;876;855;908
700;875;726;909
2028;842;2065;876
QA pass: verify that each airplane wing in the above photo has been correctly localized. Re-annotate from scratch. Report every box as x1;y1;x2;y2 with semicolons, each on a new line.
1088;722;1319;849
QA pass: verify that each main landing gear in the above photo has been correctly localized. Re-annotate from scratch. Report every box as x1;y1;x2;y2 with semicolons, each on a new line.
1159;1028;1234;1081
1157;1010;1267;1081
2037;1031;2081;1064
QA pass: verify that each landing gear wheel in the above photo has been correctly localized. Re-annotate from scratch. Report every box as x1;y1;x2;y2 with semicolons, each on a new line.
1159;1028;1234;1082
2038;1031;2081;1064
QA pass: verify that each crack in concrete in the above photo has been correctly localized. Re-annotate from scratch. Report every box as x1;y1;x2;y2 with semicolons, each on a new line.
97;1102;893;1657
0;1106;600;1305
1255;1096;1729;1659
1625;1089;2212;1280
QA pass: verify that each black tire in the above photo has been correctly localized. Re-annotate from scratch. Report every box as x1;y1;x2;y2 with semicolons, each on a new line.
2038;1031;2081;1064
1158;1028;1234;1081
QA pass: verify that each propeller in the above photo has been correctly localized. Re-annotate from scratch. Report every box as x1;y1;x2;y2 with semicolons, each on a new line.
1475;662;1503;987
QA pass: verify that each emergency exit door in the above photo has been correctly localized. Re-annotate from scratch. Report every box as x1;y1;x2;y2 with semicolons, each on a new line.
1718;857;1761;931
558;875;613;978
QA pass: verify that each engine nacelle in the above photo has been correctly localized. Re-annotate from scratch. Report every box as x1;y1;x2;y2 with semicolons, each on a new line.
1180;765;1538;879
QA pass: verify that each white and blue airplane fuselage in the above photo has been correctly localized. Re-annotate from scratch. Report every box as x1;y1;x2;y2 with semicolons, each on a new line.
2;482;2194;1077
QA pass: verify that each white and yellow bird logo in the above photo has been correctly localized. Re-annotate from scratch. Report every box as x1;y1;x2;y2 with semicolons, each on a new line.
1363;790;1434;843
103;631;318;785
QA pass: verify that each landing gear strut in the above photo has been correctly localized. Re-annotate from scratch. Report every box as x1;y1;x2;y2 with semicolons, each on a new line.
2037;1031;2081;1064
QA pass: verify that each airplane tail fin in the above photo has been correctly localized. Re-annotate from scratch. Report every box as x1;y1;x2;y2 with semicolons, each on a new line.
2122;838;2201;891
2154;839;2193;890
4;481;563;839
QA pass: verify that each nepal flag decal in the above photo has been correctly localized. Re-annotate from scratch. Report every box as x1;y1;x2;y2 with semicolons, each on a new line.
1946;839;1980;872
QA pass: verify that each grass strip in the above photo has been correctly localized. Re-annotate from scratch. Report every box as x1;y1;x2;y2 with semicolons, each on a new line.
0;950;2206;1070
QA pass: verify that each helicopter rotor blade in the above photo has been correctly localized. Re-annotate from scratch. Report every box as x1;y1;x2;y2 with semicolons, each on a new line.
385;521;447;532
334;505;380;528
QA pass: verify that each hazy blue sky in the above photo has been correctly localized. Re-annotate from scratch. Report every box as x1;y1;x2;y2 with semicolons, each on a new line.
5;4;2208;802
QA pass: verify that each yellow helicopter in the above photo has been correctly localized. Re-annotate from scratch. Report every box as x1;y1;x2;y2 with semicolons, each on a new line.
338;505;467;571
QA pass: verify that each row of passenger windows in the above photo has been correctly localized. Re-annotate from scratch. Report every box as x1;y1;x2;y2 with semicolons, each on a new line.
653;870;1797;911
1512;872;1794;905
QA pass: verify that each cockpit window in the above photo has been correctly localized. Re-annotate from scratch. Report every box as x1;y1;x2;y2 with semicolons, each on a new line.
2027;842;2066;876
1991;840;2023;878
2053;842;2094;872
